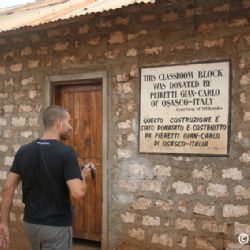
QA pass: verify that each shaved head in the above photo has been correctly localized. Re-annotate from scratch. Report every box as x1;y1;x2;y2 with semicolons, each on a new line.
42;105;68;130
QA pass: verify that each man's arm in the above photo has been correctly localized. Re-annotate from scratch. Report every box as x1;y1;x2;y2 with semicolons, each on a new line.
66;179;87;200
66;167;91;200
0;172;21;249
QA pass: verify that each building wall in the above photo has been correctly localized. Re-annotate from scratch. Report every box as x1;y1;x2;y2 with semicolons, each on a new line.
0;0;250;249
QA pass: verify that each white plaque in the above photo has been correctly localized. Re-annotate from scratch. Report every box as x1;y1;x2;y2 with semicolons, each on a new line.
139;61;231;155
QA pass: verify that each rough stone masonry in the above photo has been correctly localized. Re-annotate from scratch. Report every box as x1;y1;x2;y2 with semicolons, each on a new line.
0;0;250;249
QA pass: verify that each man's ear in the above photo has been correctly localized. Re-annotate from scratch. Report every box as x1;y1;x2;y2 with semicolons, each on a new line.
55;119;62;128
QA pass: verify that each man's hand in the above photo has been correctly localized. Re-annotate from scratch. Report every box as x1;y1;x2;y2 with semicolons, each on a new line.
81;163;96;180
0;173;20;249
0;223;9;249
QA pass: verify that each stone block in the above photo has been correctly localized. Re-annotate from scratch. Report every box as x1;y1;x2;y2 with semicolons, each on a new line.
21;47;32;56
127;100;136;112
0;66;6;74
192;166;212;180
19;105;33;112
141;180;161;193
21;76;35;86
204;39;224;48
128;164;151;180
116;17;129;26
3;129;14;138
96;20;111;28
151;233;172;246
195;237;216;250
155;199;173;211
207;183;228;197
60;55;76;64
3;51;14;61
179;236;187;248
29;117;39;127
140;14;155;22
4;156;14;166
29;90;40;100
226;17;249;28
108;31;125;44
30;34;40;42
194;203;215;216
144;46;163;55
222;168;243;180
132;197;152;210
87;37;101;46
202;220;227;233
20;131;33;138
126;48;137;57
127;30;147;41
53;42;69;51
172;181;193;194
240;73;250;85
0;170;7;180
47;29;61;37
27;60;39;69
197;23;217;33
223;204;248;217
117;148;132;159
5;78;14;87
234;185;250;199
117;82;133;95
37;46;48;55
239;152;250;163
175;218;195;231
128;228;145;241
10;64;22;72
120;212;136;223
118;120;132;130
213;3;230;12
0;145;8;152
154;165;171;176
13;91;25;100
116;73;130;83
0;118;7;126
185;7;203;17
119;180;140;192
0;92;8;99
142;215;160;226
243;111;250;121
11;117;25;127
240;93;246;103
104;49;120;59
79;24;90;34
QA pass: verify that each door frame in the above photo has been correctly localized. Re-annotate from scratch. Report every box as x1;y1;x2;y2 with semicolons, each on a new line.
45;71;108;249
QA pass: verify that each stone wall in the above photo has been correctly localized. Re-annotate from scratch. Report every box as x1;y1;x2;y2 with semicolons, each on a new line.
0;0;250;249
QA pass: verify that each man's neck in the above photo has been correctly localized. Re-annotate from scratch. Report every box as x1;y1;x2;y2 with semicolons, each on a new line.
41;130;60;140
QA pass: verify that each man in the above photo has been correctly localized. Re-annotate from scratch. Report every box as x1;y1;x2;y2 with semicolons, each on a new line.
0;105;91;249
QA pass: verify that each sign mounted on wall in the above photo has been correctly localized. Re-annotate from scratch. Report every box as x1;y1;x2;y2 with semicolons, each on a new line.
139;61;231;156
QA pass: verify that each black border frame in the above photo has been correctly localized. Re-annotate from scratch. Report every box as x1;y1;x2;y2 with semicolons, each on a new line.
139;60;232;157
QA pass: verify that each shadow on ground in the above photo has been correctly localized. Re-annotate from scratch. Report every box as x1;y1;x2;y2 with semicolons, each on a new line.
73;238;101;250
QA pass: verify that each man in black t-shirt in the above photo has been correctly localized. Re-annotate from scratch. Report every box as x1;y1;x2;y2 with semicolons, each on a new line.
0;105;91;250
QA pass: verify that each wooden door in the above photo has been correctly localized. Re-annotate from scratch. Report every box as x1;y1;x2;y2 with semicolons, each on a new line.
54;83;102;241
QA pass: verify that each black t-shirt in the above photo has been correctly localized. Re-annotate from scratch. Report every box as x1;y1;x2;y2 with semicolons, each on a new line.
10;139;81;226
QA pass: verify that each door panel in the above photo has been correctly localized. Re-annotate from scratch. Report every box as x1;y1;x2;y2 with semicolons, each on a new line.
55;83;102;241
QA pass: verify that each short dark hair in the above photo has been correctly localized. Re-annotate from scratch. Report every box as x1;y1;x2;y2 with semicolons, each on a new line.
42;105;68;129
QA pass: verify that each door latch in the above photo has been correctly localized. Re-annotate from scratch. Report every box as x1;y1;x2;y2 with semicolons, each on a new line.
82;161;96;180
